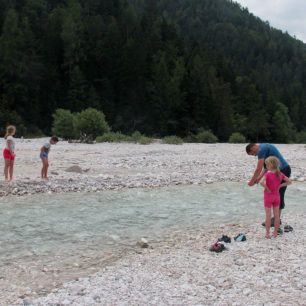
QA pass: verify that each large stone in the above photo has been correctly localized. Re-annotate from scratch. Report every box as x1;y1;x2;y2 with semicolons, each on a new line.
136;238;149;248
22;298;33;306
65;166;83;173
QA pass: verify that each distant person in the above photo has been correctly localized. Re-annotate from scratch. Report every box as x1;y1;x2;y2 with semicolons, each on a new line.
259;156;291;238
40;136;59;179
246;143;291;230
3;125;16;181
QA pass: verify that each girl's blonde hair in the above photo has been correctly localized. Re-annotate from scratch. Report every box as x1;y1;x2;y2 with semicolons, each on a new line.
4;125;16;139
265;156;281;178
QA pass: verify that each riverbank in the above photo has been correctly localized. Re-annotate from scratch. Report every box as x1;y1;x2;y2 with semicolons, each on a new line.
0;139;305;196
31;213;306;305
0;140;305;305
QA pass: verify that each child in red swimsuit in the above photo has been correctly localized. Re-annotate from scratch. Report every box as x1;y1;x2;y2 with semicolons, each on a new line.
260;156;291;238
3;125;16;181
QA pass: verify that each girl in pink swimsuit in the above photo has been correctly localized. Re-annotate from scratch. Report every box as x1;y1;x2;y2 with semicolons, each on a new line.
260;156;291;238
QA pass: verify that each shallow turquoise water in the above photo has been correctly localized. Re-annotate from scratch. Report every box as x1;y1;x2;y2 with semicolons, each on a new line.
0;182;305;265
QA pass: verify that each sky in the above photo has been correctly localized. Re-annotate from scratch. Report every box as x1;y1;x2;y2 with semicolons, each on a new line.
234;0;306;43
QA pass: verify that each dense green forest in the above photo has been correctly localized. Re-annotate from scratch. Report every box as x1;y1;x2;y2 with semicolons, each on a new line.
0;0;305;142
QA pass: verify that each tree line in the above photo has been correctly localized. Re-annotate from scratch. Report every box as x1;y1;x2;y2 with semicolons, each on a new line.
0;0;305;143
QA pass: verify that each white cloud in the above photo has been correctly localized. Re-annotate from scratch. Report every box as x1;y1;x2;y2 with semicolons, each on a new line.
234;0;306;42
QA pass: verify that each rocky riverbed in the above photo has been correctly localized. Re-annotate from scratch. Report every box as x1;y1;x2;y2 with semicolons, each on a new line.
0;139;305;196
32;214;306;306
0;139;305;305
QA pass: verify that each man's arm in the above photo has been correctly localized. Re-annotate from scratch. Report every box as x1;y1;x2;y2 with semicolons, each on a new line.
248;158;265;186
255;167;267;184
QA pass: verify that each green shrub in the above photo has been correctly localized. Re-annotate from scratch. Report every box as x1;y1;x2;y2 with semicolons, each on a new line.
162;135;184;144
195;129;218;143
131;131;142;141
184;128;218;143
130;131;152;144
184;134;198;143
96;131;152;144
52;109;76;139
74;108;110;139
295;131;306;143
228;132;246;143
96;132;132;143
137;136;152;144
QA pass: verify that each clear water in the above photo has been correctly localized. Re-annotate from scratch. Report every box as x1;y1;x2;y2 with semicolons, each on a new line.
0;182;305;297
1;182;305;262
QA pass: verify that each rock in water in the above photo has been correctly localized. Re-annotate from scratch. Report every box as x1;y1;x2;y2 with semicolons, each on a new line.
136;238;149;248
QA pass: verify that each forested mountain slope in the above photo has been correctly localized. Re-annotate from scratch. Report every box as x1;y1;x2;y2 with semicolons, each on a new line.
0;0;305;142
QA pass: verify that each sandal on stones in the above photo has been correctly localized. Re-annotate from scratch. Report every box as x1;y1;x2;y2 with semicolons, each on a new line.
262;217;282;227
218;235;231;243
284;225;293;232
209;241;225;253
234;233;246;241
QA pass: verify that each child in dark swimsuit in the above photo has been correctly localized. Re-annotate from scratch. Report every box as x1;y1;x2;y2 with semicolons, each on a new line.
40;136;59;179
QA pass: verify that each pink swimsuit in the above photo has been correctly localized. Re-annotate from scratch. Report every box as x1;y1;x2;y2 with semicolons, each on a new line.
264;172;285;208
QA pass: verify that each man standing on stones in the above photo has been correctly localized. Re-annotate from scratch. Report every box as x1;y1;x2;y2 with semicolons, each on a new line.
246;143;291;230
